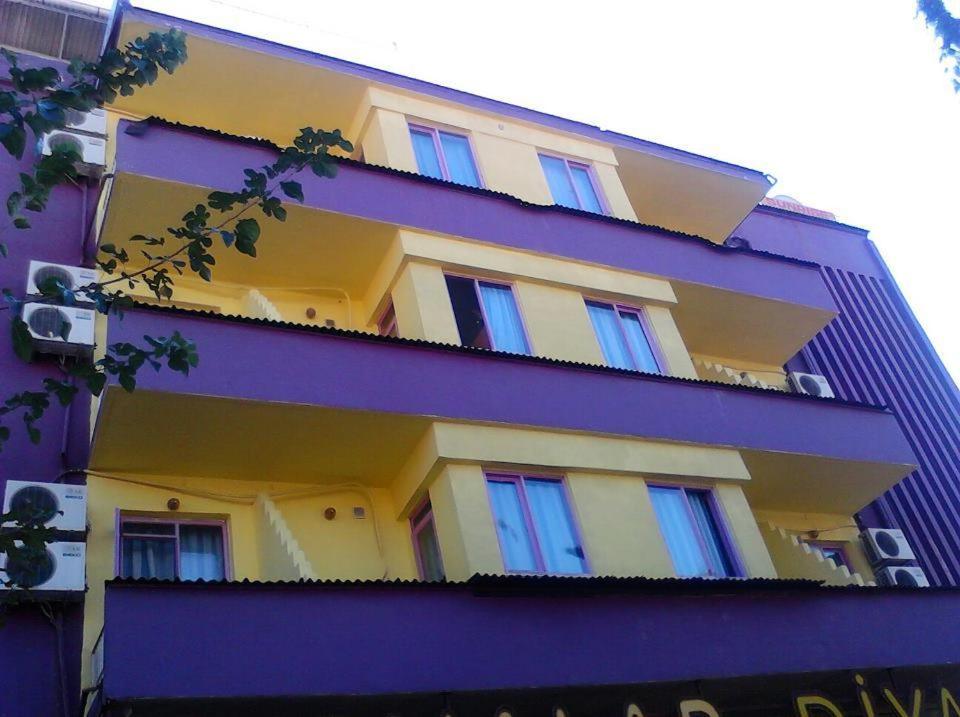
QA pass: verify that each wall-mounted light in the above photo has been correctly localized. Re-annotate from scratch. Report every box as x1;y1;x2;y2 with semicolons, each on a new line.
167;497;180;511
324;507;337;521
305;307;317;319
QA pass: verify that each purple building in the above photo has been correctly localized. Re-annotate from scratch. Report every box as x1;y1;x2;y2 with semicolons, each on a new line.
0;2;959;716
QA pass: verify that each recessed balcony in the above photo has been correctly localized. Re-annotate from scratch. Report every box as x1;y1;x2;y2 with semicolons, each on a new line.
101;119;834;367
91;306;915;516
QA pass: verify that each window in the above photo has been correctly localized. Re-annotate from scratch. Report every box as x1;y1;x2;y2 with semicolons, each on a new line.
118;516;228;581
409;124;482;187
648;486;738;578
444;275;530;354
378;301;398;337
486;474;588;575
805;540;851;570
410;501;445;582
539;154;606;213
585;301;662;373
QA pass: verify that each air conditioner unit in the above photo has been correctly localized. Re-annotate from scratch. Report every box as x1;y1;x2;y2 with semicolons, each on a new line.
877;565;929;588
63;107;106;137
26;260;96;301
788;372;835;399
0;542;85;591
2;481;87;532
861;528;916;564
21;303;95;357
39;130;105;175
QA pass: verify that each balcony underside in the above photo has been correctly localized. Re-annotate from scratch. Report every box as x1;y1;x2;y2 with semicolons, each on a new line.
91;307;915;514
98;578;960;712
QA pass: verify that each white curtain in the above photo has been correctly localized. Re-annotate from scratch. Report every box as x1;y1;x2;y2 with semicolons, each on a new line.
478;282;530;354
488;480;537;571
121;537;176;580
525;480;587;574
649;487;710;577
439;132;481;187
179;525;225;581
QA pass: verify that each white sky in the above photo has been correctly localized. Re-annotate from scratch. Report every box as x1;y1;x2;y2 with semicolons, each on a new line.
89;0;960;380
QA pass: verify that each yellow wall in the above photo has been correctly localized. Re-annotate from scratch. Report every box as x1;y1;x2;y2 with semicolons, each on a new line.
373;228;695;375
427;461;774;581
277;486;417;580
355;87;639;221
392;421;772;580
756;509;875;582
429;463;503;580
564;471;674;577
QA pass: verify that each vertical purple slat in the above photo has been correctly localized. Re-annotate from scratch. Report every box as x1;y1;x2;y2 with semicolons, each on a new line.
799;265;960;586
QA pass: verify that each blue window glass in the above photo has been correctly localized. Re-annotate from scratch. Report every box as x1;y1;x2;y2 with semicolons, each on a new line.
410;127;444;180
525;479;587;574
619;312;660;373
487;479;538;572
539;154;580;208
539;154;605;213
586;301;661;373
477;281;529;354
586;301;634;370
409;125;481;187
438;131;481;187
487;476;587;575
649;486;736;578
569;165;603;213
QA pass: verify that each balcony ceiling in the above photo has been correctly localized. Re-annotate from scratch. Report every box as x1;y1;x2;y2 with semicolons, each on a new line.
101;175;396;294
615;148;771;243
91;388;432;484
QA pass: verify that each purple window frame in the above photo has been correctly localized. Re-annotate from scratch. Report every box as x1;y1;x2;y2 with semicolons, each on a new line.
538;152;610;214
444;273;532;354
805;539;852;570
114;512;233;580
408;123;484;187
647;483;745;578
409;500;445;581
377;301;398;338
585;299;666;374
484;472;591;575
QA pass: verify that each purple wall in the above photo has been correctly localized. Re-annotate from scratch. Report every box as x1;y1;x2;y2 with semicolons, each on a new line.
101;579;960;703
104;307;915;468
0;69;94;717
738;207;960;586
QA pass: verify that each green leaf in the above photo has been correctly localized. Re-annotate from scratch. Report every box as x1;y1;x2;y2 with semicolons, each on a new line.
0;125;26;160
11;318;32;362
85;372;107;396
6;191;22;217
13;217;29;230
26;424;41;445
310;157;338;179
280;180;304;202
235;217;260;242
118;372;136;393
